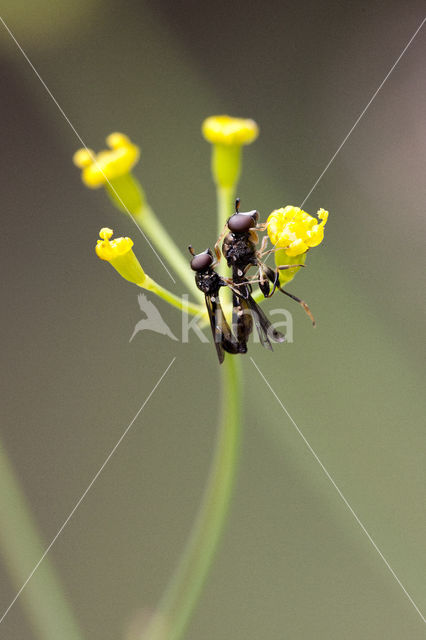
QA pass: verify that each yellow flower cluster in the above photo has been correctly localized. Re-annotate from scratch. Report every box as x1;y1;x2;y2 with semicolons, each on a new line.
73;133;140;188
202;115;259;146
267;206;329;257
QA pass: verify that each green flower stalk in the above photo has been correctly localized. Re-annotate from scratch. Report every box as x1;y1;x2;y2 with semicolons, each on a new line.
0;439;84;640
142;356;241;640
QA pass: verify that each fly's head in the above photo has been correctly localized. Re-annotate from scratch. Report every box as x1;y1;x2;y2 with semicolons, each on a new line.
188;246;215;274
227;209;259;235
226;196;259;236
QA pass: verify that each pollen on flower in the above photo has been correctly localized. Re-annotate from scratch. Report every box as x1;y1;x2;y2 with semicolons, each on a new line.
267;206;329;257
74;133;140;189
202;115;259;146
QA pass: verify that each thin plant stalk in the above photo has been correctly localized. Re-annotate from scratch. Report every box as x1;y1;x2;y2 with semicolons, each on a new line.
143;356;242;640
0;438;85;640
142;277;205;317
105;177;202;301
217;186;235;237
217;185;235;310
134;203;204;302
217;185;235;280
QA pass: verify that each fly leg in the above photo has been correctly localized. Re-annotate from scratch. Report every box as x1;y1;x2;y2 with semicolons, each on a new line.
256;259;305;299
214;223;230;262
255;235;269;260
276;286;316;326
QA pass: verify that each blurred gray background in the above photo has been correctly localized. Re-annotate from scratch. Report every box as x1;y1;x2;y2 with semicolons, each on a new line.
0;1;425;638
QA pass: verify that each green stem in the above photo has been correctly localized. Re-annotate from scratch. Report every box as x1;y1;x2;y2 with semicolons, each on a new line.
134;204;204;302
0;439;85;640
142;277;205;317
105;173;203;301
217;185;235;237
142;356;242;640
217;185;235;311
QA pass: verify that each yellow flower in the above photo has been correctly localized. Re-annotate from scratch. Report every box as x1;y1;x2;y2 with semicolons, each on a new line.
95;229;205;316
73;133;140;189
267;206;329;257
95;228;146;284
202;115;259;189
202;115;259;146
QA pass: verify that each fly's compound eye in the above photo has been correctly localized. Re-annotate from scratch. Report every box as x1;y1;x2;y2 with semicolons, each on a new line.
227;210;259;233
190;249;214;271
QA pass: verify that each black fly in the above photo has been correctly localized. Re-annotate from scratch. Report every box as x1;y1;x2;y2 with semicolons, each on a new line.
189;246;239;364
211;199;287;351
215;198;316;328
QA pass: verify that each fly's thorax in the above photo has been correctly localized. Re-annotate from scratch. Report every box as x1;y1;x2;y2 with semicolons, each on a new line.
195;269;222;295
222;231;257;268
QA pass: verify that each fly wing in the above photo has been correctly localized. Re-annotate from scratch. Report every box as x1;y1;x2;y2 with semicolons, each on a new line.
230;276;280;351
205;294;239;363
246;295;273;350
215;296;240;355
246;294;286;349
205;294;225;364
